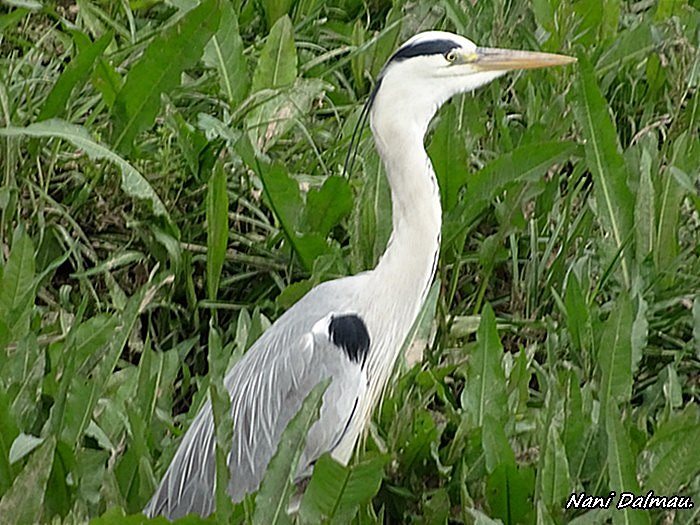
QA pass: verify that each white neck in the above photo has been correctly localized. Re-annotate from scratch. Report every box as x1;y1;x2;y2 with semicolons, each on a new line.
369;83;442;321
334;80;443;462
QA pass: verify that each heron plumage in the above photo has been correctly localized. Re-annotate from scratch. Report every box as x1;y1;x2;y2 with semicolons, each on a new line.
145;30;575;520
145;279;372;519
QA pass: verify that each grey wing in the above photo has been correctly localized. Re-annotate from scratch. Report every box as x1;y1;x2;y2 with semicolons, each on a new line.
144;310;369;520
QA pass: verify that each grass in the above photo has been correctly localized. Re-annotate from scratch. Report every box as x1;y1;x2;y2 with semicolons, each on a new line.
0;0;699;523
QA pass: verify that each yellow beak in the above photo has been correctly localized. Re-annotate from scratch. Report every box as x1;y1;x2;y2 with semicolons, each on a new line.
472;47;576;71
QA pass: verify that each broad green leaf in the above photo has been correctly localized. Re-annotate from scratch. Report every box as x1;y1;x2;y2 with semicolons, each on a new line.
401;410;439;472
596;22;654;76
0;120;168;217
486;462;534;525
251;15;296;92
634;149;655;261
92;56;122;109
72;315;119;373
606;405;650;525
599;294;633;419
573;57;634;287
350;151;392;272
261;0;293;29
630;287;647;376
482;413;515;473
655;0;684;19
645;406;700;494
256;162;328;270
0;229;34;323
446;141;577;247
51;316;117;446
166;108;207;178
90;506;191;524
401;279;441;367
571;0;603;47
95;273;174;391
7;334;43;430
600;0;621;40
694;296;700;358
0;436;55;524
259;162;302;238
539;424;571;507
37;31;112;121
655;135;687;273
247;78;326;153
0;391;18;496
461;303;508;428
45;440;73;517
429;102;469;212
253;379;329;525
302;176;353;237
423;488;450;525
368;7;402;78
112;0;221;152
203;3;248;105
298;454;385;523
564;272;593;356
350;21;368;92
466;508;504;525
206;162;229;300
208;323;234;523
562;370;587;477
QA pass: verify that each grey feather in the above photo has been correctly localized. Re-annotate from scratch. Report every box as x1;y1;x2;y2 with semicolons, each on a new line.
144;278;370;520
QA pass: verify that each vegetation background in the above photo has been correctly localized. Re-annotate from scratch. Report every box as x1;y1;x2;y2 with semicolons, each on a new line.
0;0;698;523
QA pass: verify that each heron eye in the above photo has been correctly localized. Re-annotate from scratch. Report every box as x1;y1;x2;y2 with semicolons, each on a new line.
445;50;458;63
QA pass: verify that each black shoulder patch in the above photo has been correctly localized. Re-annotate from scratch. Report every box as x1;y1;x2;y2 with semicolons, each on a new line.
390;39;460;62
329;314;370;366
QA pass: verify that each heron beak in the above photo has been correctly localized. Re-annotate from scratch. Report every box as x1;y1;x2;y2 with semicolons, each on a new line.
470;47;576;72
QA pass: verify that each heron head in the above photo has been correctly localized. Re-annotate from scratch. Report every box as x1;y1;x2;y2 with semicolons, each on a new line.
369;31;575;134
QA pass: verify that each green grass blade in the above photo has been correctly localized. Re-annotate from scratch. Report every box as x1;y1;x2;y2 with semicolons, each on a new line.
0;119;168;217
252;378;330;525
206;162;229;301
112;0;221;153
573;57;634;287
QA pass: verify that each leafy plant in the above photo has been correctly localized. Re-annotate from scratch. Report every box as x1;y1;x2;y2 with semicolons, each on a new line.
0;0;698;524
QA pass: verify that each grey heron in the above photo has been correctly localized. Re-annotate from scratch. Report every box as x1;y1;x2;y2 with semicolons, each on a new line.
145;31;574;520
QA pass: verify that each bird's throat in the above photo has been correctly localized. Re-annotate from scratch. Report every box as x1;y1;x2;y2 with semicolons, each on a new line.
372;118;442;311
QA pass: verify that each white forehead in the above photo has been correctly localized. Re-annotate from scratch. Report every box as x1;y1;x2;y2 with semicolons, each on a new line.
401;31;477;52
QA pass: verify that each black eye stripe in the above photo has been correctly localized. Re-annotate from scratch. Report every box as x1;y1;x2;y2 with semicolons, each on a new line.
390;39;461;62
